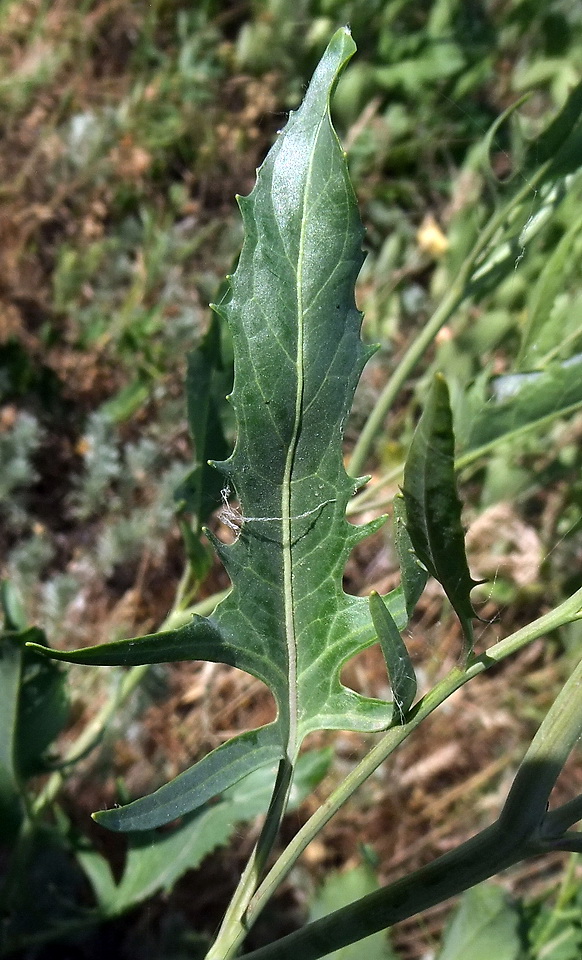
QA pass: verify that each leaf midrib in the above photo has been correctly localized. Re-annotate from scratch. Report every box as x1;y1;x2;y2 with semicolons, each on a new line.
281;111;325;760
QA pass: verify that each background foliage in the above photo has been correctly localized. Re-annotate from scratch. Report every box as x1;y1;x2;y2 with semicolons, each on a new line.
1;1;582;957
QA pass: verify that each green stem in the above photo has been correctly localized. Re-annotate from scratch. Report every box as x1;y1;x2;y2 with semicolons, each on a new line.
348;169;550;477
239;641;582;960
242;586;582;935
205;758;295;960
240;822;525;960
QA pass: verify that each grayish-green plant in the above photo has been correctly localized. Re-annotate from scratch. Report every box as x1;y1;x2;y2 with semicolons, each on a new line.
5;26;582;960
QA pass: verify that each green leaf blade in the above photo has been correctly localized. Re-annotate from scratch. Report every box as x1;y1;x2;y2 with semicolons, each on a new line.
437;884;521;960
402;374;479;654
93;725;283;832
369;592;416;721
29;30;407;830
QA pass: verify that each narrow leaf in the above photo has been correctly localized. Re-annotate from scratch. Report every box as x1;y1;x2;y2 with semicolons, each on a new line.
518;215;582;370
174;311;232;530
369;592;416;721
402;374;480;653
523;80;582;184
392;494;427;619
457;354;582;460
0;630;25;839
93;725;283;831
81;749;331;913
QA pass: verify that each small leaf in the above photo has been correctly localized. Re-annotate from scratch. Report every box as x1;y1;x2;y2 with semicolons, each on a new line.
174;312;232;531
517;215;582;371
457;354;582;460
523;80;582;184
93;725;283;831
392;495;427;619
1;581;27;632
402;374;480;654
17;638;69;778
309;862;399;960
437;884;521;960
0;629;25;840
81;749;331;914
369;592;416;722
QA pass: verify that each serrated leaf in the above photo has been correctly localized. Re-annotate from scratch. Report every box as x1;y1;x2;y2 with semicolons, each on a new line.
30;29;409;831
457;354;582;460
437;884;521;960
80;749;331;914
402;374;480;654
369;592;416;722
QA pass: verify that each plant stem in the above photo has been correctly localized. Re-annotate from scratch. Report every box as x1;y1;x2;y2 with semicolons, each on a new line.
240;822;525;960
348;169;550;477
239;640;582;960
240;586;582;937
205;758;295;960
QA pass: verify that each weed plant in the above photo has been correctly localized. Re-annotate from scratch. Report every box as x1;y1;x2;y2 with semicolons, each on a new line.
2;4;582;959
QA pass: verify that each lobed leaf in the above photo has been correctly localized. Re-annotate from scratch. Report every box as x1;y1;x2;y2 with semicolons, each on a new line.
29;29;410;831
402;374;480;654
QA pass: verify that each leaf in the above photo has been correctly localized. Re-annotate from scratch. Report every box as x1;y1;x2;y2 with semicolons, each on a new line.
402;374;480;654
29;29;410;830
16;638;69;778
457;354;582;461
523;80;582;185
392;495;427;619
309;863;399;960
0;629;25;841
174;312;232;581
437;884;521;960
174;311;232;532
0;615;68;841
80;749;331;915
517;215;582;371
93;725;284;832
369;592;416;722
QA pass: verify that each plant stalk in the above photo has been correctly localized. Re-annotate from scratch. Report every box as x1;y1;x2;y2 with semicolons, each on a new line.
205;757;295;960
348;167;550;477
239;586;582;938
239;646;582;960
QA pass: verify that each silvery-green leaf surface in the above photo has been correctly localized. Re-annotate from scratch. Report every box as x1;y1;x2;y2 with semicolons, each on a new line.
29;29;407;831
